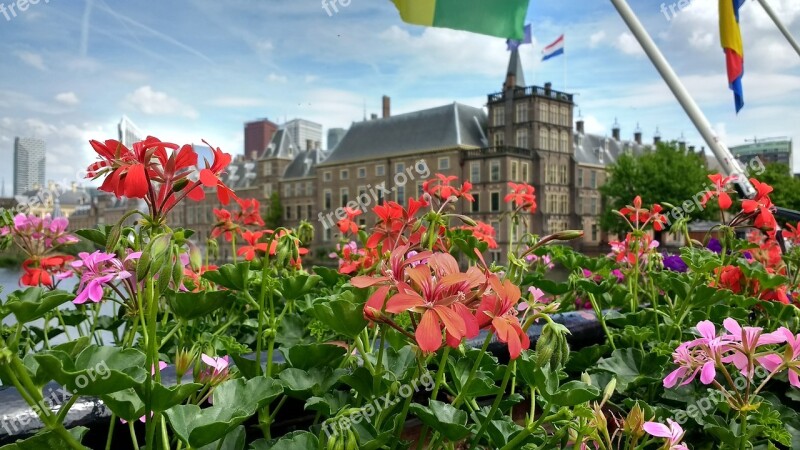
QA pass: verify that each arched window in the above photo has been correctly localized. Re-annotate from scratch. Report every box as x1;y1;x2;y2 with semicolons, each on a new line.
550;129;558;151
560;131;569;152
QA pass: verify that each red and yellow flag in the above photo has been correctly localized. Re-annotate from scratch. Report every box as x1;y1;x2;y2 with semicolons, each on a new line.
720;0;745;113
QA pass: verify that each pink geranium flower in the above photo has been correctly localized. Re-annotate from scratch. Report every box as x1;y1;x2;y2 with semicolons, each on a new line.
71;251;140;304
643;419;689;450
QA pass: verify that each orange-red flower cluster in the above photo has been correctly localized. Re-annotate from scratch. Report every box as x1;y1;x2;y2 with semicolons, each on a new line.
505;182;537;214
618;196;668;231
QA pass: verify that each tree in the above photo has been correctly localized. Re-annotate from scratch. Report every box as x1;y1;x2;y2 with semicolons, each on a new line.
754;163;800;214
599;141;715;234
265;191;283;230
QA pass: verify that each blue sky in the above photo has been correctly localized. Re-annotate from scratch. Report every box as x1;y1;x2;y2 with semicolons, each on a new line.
0;0;798;194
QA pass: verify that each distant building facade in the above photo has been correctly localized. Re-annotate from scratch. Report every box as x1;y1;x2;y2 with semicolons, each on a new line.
244;119;279;159
284;119;323;153
731;138;792;172
13;137;46;196
118;116;144;148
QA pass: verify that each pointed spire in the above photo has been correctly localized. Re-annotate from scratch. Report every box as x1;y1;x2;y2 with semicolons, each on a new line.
505;48;526;89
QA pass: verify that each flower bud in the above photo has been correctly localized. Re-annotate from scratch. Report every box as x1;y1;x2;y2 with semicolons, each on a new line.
623;403;645;439
581;372;592;385
552;230;584;241
601;378;617;406
536;322;571;370
174;348;196;380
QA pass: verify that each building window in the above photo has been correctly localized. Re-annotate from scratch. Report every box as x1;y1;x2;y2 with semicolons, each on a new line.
577;168;583;187
438;157;450;170
324;189;332;209
324;171;332;182
560;165;568;184
560;194;568;214
550;130;558;151
577;196;583;214
539;103;548;123
307;204;313;218
306;181;313;196
340;169;349;180
340;188;349;207
472;193;480;213
376;183;386;204
515;103;528;123
490;161;501;182
560;131;569;152
590;171;597;188
493;133;505;147
540;129;549;150
550;105;558;124
396;185;405;206
491;192;500;212
521;162;529;182
417;181;424;198
263;183;272;198
591;224;598;241
516;129;528;148
470;162;481;183
395;162;405;174
286;206;291;220
493;107;505;126
324;227;331;242
297;205;302;220
491;221;502;242
560;106;569;126
358;167;366;178
295;183;302;196
511;161;519;181
591;197;597;215
264;163;272;176
376;165;385;176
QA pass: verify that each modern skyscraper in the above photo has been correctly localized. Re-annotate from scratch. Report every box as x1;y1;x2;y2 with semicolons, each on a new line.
118;116;144;148
283;119;323;152
327;128;347;150
13;137;46;195
731;138;793;172
245;119;279;159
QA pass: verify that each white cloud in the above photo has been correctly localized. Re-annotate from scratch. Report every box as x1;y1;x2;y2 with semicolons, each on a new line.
305;75;319;83
254;40;274;53
14;51;46;71
208;97;266;108
124;86;198;119
615;33;644;57
267;73;288;83
688;31;713;50
55;92;80;106
589;31;606;48
582;115;607;135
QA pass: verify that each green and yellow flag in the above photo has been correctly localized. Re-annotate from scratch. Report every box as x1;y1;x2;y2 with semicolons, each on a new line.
391;0;530;40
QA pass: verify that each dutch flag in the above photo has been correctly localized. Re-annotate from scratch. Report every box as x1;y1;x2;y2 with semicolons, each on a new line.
541;35;565;61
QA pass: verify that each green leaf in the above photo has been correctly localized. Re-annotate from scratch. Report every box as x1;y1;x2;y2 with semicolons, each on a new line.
75;227;110;247
135;382;203;412
202;262;251;290
198;425;246;450
33;345;147;395
164;377;283;448
550;381;601;406
313;266;344;287
278;367;345;399
594;348;669;393
0;426;88;450
167;290;236;320
5;288;74;323
409;400;471;442
250;431;318;450
101;388;144;422
281;343;346;371
280;274;321;300
311;292;368;338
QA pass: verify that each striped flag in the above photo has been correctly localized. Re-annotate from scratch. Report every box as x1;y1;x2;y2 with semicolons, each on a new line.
541;35;565;61
390;0;530;40
720;0;745;112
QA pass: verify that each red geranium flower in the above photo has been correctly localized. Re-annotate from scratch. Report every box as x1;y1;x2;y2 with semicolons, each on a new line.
504;182;537;214
701;173;735;210
423;174;474;202
476;275;530;359
186;141;236;206
462;222;498;249
337;207;362;235
366;197;428;250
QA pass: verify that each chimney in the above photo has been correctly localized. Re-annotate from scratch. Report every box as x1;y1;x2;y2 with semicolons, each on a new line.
678;133;687;151
654;127;662;145
576;119;584;134
250;150;258;160
71;182;77;193
611;118;621;141
370;113;378;120
382;95;391;119
544;82;552;96
688;145;696;153
634;123;642;145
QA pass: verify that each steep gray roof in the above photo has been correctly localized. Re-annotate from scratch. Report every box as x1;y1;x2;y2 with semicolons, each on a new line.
320;103;487;166
283;150;318;179
223;159;258;189
507;48;526;88
573;131;650;166
263;129;296;160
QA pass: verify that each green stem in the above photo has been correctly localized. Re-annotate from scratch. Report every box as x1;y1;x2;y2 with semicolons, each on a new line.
469;360;516;449
416;346;450;449
587;293;616;350
453;331;493;407
144;277;160;450
105;415;116;450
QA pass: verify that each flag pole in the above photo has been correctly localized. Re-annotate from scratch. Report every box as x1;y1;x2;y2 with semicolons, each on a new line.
563;34;568;92
607;0;755;198
755;0;800;59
